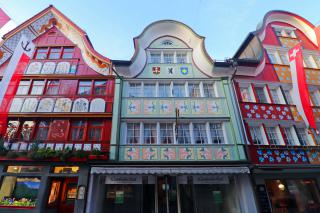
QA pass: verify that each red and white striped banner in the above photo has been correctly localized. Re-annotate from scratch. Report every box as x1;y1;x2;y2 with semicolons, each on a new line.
288;43;316;130
0;35;34;136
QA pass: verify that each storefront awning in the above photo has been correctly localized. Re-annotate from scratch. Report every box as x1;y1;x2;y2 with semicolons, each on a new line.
91;167;250;175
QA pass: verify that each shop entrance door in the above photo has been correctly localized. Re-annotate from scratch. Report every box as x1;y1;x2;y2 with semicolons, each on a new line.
47;177;78;213
157;176;178;213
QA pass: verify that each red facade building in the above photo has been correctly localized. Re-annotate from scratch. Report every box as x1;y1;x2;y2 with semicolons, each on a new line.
0;6;114;213
234;11;320;213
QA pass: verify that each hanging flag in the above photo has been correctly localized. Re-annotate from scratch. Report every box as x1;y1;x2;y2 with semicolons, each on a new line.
0;35;35;136
152;66;160;75
288;43;316;129
0;8;16;40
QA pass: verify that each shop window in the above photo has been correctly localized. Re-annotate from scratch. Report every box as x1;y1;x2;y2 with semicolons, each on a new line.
283;127;295;145
249;126;264;145
16;80;31;95
193;123;208;144
0;176;40;207
34;47;48;59
283;90;294;105
203;83;216;98
88;121;103;141
270;88;281;104
48;47;61;59
6;166;44;173
53;166;79;174
20;121;35;141
143;83;156;97
150;52;161;64
128;83;142;97
159;83;171;97
126;123;140;144
176;124;191;144
172;83;185;97
62;47;74;59
188;83;201;97
163;53;174;64
265;179;320;213
266;127;280;145
255;87;268;103
210;123;224;144
70;120;86;141
30;80;45;95
143;123;157;144
160;123;174;144
296;128;309;145
240;87;252;102
93;80;107;95
45;80;60;95
5;121;19;141
35;121;50;140
78;81;92;95
176;52;187;64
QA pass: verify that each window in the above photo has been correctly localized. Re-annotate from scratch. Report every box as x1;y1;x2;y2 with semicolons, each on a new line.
53;166;79;174
304;55;317;68
127;123;140;144
163;53;174;64
45;80;60;95
269;88;281;104
30;80;45;95
159;83;171;97
249;127;264;145
34;47;48;59
16;80;30;95
35;121;50;140
240;87;252;102
7;166;44;173
78;81;92;95
274;28;297;38
176;124;191;144
172;83;185;97
283;127;295;145
88;121;103;141
280;54;289;65
160;123;174;144
203;83;215;98
210;123;224;144
188;83;201;97
283;90;293;105
296;128;308;145
176;53;187;64
94;80;107;95
48;47;61;59
143;83;156;97
20;121;35;141
193;123;208;144
62;47;74;59
255;87;268;103
0;176;40;207
128;83;141;97
311;91;320;106
266;127;280;145
70;120;86;141
267;52;277;64
150;52;161;64
143;123;157;144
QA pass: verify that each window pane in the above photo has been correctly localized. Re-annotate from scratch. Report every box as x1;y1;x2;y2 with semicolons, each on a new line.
283;127;295;145
172;83;185;97
311;92;320;106
88;121;103;141
20;121;35;141
163;53;174;64
240;87;251;102
176;53;187;64
270;89;280;104
7;166;44;173
144;123;157;144
35;121;49;140
48;47;61;59
267;52;277;64
70;121;85;141
62;47;74;59
266;127;280;145
127;123;140;144
203;83;215;98
129;83;141;97
176;124;191;144
159;83;170;97
255;87;268;103
188;83;201;97
46;80;59;95
144;84;156;97
296;128;308;145
35;47;48;59
16;80;31;95
250;127;263;145
30;80;45;95
193;123;208;144
280;54;289;65
160;123;173;144
150;53;161;64
94;81;107;95
284;90;293;105
210;123;224;144
78;81;91;95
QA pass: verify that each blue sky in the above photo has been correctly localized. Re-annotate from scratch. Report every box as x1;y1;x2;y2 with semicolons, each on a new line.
1;0;320;60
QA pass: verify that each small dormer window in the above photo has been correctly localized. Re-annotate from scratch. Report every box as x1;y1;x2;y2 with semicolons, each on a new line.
150;52;161;64
161;40;173;46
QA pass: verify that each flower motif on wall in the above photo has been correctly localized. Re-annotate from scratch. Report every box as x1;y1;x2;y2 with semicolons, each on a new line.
198;147;212;160
179;147;194;160
125;147;139;160
162;147;176;160
142;147;157;160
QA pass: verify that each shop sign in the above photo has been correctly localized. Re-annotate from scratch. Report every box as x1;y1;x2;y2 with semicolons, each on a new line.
193;175;229;184
105;175;142;184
